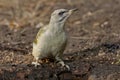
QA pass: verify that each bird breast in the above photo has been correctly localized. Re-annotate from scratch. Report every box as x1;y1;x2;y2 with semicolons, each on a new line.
37;29;67;57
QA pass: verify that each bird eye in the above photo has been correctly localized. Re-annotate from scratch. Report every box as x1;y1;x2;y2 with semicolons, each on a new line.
58;11;66;16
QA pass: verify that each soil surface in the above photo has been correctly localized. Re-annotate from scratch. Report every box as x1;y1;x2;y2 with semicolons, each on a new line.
0;0;120;80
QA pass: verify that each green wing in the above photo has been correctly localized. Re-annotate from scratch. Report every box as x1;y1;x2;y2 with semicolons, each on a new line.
33;26;47;44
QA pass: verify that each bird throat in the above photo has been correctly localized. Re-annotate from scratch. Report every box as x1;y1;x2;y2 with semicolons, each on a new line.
49;22;65;33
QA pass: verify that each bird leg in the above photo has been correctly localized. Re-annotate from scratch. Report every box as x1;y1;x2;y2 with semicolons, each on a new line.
55;56;70;70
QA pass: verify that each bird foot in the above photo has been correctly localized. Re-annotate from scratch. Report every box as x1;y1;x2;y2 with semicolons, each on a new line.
32;62;40;67
64;64;70;70
58;61;70;70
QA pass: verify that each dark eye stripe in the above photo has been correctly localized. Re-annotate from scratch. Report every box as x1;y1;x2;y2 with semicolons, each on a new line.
58;11;67;15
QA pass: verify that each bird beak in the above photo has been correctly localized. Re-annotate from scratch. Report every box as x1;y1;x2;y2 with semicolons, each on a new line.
68;8;78;14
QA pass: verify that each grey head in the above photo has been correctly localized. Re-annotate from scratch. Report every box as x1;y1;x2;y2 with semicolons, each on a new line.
50;9;77;24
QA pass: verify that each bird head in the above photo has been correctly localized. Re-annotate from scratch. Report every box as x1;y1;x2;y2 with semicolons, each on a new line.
50;9;77;24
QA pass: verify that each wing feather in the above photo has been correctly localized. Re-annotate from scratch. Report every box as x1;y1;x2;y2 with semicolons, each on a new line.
33;25;48;44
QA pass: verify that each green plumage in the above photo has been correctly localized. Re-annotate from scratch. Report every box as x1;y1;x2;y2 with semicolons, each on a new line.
33;27;46;44
32;9;77;69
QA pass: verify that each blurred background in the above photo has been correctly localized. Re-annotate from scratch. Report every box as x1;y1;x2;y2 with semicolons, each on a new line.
0;0;120;80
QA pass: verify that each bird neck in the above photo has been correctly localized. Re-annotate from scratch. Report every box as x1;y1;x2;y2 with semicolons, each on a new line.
48;21;65;33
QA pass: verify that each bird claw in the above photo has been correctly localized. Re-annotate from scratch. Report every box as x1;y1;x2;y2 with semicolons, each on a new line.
32;62;40;67
58;61;70;70
64;64;70;70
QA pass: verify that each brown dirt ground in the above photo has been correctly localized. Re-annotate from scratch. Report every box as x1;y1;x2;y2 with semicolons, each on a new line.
0;0;120;80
